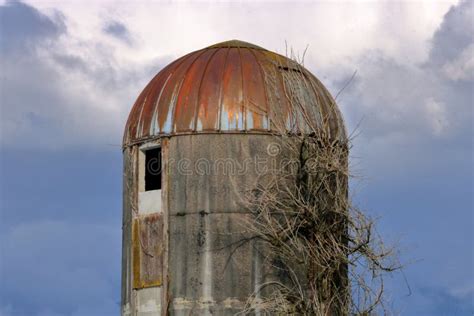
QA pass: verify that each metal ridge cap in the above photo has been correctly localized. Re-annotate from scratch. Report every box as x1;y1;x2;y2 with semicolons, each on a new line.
206;40;267;51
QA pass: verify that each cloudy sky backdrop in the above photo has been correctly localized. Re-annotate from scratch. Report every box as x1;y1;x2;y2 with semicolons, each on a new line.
0;0;473;315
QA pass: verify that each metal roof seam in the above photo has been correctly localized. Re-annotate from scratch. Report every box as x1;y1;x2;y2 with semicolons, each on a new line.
170;49;209;134
123;40;346;145
193;48;220;133
237;47;246;131
216;48;230;132
248;48;271;131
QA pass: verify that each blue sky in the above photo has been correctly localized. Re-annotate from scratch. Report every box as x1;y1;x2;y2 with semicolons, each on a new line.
0;0;472;315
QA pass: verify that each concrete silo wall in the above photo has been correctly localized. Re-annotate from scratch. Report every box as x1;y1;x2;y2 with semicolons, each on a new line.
122;134;291;316
122;145;135;315
167;134;283;315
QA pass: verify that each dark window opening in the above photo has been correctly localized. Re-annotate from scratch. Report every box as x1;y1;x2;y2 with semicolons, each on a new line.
145;147;162;191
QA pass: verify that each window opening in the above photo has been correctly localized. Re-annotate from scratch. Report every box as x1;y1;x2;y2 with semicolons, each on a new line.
145;147;161;191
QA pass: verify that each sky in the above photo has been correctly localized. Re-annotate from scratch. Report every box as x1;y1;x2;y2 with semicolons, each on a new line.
0;0;472;315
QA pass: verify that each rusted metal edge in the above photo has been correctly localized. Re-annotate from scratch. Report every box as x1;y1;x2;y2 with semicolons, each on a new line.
122;130;348;150
122;130;280;149
207;39;266;50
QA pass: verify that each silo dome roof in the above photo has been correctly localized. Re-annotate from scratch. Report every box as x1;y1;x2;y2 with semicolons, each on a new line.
123;40;346;147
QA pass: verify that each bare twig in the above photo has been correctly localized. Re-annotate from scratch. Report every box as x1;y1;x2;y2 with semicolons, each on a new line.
335;70;357;101
239;53;400;315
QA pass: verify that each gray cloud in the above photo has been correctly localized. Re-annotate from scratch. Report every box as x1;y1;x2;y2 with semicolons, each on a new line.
429;0;473;68
0;0;65;53
0;1;170;149
103;20;133;45
330;0;473;158
326;1;473;312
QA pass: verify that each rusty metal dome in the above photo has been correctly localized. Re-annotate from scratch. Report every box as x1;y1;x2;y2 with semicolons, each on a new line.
123;40;346;147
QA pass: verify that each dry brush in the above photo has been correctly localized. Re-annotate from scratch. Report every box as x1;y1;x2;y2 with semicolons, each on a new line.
239;55;401;315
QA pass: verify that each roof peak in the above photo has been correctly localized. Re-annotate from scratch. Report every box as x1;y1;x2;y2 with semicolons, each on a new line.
207;40;266;50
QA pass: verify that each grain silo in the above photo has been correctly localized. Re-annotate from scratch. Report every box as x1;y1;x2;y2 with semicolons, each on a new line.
121;40;346;315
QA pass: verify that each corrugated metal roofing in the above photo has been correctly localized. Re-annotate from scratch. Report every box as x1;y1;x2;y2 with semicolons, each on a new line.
123;40;346;147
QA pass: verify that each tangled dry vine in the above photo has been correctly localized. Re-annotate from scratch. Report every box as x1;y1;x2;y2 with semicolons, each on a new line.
239;53;401;315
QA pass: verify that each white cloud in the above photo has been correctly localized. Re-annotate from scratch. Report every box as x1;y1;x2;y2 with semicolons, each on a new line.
1;0;470;151
0;1;171;148
424;97;449;135
25;0;455;65
442;43;474;81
